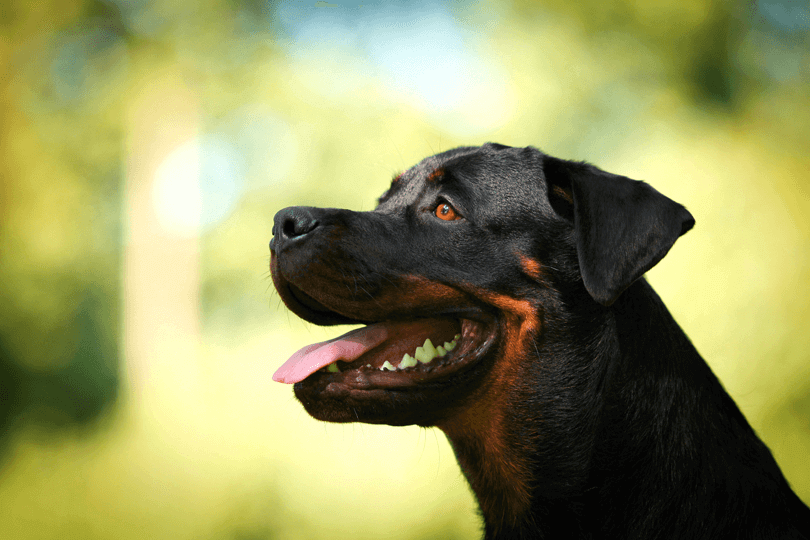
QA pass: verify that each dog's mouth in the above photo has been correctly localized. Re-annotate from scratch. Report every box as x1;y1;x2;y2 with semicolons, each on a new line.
272;283;497;391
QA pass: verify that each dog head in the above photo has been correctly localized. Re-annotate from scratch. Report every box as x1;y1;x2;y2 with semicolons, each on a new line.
270;143;694;427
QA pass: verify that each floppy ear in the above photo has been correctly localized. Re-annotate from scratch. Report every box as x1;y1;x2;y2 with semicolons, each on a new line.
544;156;695;306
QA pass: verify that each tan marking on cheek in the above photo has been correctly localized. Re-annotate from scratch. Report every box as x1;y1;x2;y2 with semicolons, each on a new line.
439;286;544;525
518;254;547;283
345;275;466;315
477;290;542;347
394;275;466;306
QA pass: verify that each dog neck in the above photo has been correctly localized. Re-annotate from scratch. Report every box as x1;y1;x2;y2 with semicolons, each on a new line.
436;279;793;539
435;287;609;538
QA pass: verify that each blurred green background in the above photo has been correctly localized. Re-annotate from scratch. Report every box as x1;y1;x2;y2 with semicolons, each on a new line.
1;0;808;538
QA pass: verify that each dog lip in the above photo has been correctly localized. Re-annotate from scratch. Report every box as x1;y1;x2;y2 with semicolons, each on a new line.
272;253;368;326
280;281;370;326
289;284;328;312
273;252;497;327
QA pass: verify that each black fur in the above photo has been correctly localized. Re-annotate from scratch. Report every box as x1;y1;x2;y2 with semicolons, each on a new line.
270;143;809;539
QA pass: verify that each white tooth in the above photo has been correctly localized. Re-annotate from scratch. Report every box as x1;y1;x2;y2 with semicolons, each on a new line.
444;340;456;352
436;345;447;357
423;338;437;357
381;361;396;371
399;353;417;369
415;345;436;364
454;334;461;341
327;363;340;373
366;364;371;368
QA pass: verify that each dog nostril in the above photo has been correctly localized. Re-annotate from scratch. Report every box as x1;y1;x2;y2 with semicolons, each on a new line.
272;207;320;253
281;208;319;239
282;218;297;238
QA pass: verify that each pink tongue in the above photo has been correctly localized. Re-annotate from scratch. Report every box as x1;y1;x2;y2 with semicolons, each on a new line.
273;324;390;384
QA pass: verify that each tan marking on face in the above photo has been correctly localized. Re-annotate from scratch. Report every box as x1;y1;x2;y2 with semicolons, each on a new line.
519;254;546;282
426;167;445;184
551;184;573;204
438;286;544;527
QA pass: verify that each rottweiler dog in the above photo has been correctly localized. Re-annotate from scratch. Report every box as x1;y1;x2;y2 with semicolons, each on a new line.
269;143;809;539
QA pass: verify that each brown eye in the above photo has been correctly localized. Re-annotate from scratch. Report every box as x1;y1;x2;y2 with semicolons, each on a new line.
435;202;460;221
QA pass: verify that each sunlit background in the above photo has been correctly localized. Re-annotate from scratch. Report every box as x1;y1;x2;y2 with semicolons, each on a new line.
1;0;808;538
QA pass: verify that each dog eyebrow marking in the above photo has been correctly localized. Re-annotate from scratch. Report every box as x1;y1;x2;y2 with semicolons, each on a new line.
426;167;445;184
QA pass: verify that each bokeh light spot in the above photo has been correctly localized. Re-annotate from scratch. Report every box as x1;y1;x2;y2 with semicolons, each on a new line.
152;137;245;236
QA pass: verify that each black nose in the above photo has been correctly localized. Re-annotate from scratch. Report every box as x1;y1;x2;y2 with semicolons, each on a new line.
270;206;320;253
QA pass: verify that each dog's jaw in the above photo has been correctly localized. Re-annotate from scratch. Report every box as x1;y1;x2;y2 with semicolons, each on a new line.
282;314;500;426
